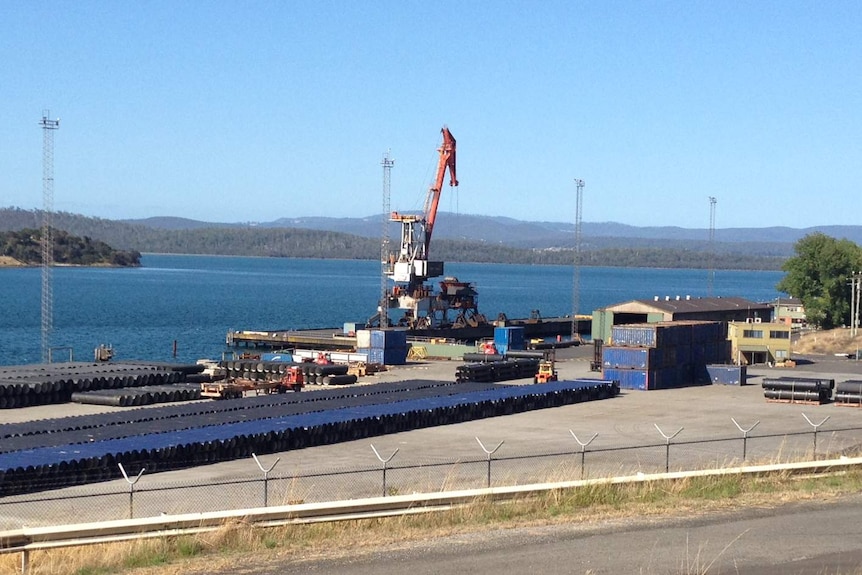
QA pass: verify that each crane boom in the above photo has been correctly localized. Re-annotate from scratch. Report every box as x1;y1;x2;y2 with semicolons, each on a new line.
423;126;458;254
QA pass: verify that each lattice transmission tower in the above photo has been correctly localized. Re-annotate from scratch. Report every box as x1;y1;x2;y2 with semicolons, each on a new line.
40;111;60;363
380;150;394;328
708;196;716;296
571;178;585;341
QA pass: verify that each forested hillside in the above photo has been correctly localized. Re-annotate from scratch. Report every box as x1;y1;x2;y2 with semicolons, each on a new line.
0;228;141;266
0;207;784;270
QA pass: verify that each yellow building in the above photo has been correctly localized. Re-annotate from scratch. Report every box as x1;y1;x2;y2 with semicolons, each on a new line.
727;320;792;366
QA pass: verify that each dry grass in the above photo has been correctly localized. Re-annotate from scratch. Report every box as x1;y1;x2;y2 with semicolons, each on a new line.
5;469;862;575
0;256;24;267
794;327;862;355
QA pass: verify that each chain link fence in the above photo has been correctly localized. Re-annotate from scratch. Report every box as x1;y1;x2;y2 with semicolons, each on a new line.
3;421;861;531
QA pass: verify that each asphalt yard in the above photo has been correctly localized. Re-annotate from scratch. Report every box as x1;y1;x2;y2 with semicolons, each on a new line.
3;346;862;527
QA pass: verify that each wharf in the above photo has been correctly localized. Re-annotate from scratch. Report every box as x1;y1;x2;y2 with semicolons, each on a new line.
225;316;591;353
226;328;357;351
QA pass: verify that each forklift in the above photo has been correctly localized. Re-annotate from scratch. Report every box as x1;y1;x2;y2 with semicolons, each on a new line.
534;350;558;384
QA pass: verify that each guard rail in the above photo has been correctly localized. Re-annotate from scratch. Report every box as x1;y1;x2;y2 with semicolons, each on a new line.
3;456;861;574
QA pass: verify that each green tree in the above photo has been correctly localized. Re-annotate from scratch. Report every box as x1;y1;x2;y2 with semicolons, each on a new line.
777;233;862;329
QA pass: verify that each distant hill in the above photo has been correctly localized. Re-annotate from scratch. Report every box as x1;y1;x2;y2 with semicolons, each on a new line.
144;212;859;255
121;216;244;231
7;206;859;270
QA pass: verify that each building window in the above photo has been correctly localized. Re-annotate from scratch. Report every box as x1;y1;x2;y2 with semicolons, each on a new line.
743;330;763;338
769;330;790;339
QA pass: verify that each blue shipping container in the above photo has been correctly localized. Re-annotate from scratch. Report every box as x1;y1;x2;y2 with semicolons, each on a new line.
494;327;525;351
689;321;725;344
611;323;687;347
369;329;408;350
612;321;726;348
383;346;409;365
603;368;647;390
358;347;381;364
706;364;747;385
358;346;409;365
602;346;663;370
604;366;694;391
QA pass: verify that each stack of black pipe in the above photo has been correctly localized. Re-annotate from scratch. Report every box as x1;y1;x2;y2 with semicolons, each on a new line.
834;380;862;406
0;378;618;497
0;363;201;409
455;358;540;383
762;376;834;404
220;359;297;381
219;360;358;386
71;384;202;407
299;363;357;386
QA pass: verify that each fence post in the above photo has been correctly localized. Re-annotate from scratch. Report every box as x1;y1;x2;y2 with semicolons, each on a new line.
654;424;683;473
252;453;280;507
476;437;504;488
569;430;598;479
802;413;830;460
371;444;399;497
118;463;145;519
731;418;760;461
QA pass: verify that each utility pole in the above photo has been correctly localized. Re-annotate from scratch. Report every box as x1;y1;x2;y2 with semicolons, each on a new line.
857;272;862;338
380;150;394;328
40;111;60;363
850;272;856;337
571;179;584;341
851;271;862;338
708;196;716;297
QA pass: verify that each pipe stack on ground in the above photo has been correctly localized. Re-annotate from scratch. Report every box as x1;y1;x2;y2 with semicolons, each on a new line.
762;376;834;404
0;362;199;409
71;384;202;407
834;380;862;406
455;358;540;384
0;378;618;497
220;359;303;381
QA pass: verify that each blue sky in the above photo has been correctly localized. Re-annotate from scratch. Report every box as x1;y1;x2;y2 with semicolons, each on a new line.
1;1;859;228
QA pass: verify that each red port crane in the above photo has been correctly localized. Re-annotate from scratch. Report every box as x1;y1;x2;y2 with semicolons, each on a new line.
421;125;458;255
375;126;485;330
390;126;459;265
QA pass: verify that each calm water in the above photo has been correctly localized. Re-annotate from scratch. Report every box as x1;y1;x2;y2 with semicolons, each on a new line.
0;255;786;366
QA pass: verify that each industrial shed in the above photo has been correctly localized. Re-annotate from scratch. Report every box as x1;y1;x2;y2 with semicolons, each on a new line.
591;296;774;343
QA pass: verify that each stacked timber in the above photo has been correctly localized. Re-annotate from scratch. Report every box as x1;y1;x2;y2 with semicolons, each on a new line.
602;321;729;391
762;376;834;404
356;329;409;366
832;380;862;406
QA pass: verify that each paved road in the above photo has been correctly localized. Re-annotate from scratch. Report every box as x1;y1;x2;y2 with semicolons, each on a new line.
238;494;862;575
